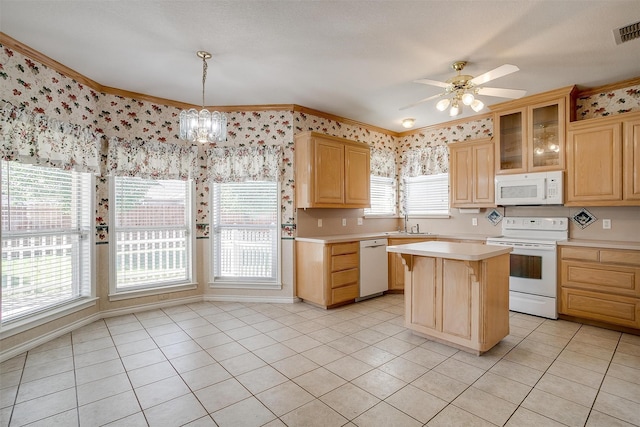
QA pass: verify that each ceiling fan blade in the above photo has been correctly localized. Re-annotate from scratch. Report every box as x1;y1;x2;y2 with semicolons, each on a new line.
470;64;519;86
477;86;527;99
413;78;450;88
399;93;444;111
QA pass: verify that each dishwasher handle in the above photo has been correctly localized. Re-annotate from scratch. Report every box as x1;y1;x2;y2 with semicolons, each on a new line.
362;244;387;249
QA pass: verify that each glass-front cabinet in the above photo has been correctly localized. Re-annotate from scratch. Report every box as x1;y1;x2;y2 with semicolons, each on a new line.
493;86;576;175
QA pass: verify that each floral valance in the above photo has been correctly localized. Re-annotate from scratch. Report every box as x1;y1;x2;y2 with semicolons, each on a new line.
370;148;396;178
0;102;100;174
206;145;283;183
401;145;449;178
107;137;198;180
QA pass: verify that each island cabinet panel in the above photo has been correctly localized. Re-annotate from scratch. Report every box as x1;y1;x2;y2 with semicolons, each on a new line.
408;256;438;329
399;247;510;354
441;259;472;340
559;245;640;330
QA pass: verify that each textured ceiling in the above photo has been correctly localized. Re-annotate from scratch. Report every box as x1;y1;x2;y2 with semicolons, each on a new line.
1;1;640;132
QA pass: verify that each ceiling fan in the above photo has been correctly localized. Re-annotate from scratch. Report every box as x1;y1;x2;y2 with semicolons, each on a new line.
401;61;527;116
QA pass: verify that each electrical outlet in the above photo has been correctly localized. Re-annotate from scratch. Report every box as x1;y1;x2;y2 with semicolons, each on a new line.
342;218;347;226
357;218;363;225
317;219;322;227
472;217;478;226
603;219;611;229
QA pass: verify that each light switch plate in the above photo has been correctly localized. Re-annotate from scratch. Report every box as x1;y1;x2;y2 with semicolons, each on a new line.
603;219;611;229
317;219;322;227
342;218;347;226
357;218;363;225
472;217;478;226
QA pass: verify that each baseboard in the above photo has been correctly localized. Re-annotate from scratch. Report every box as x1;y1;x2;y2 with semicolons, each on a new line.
100;295;204;319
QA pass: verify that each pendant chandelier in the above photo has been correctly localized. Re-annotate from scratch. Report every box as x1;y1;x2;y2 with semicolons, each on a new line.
179;51;227;144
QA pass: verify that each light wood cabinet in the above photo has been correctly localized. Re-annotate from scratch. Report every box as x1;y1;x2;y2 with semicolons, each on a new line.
400;251;510;354
295;131;370;208
449;138;495;207
491;86;576;175
388;237;434;292
296;241;359;308
559;246;640;329
566;111;640;206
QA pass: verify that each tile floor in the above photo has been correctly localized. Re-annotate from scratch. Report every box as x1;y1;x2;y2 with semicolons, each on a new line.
1;294;640;427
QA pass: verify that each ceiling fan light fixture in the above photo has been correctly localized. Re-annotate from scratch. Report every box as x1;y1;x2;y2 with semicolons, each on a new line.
461;92;475;106
449;102;461;117
470;99;484;112
436;98;451;112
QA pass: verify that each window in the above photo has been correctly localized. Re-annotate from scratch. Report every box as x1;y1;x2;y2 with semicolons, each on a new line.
404;173;449;216
365;175;397;216
111;177;194;295
211;181;279;286
1;161;93;323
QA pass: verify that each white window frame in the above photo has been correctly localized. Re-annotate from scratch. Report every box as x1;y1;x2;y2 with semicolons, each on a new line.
210;181;281;290
404;173;450;218
364;175;397;217
1;161;96;337
109;176;196;300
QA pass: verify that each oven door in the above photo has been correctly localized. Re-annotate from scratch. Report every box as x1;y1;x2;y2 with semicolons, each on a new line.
487;241;557;297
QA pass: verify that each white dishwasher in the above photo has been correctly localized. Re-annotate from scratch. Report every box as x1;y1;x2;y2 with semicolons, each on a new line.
358;239;388;300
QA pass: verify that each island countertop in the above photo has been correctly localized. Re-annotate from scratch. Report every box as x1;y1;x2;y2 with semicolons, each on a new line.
387;240;512;261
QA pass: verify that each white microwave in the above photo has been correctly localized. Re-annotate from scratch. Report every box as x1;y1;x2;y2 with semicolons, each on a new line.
495;171;563;206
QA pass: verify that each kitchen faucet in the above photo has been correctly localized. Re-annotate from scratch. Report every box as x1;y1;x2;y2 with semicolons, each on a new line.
404;213;408;233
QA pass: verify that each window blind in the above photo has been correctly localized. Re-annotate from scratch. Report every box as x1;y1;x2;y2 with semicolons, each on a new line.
405;173;449;216
113;177;192;291
1;161;93;322
212;181;278;282
365;175;397;216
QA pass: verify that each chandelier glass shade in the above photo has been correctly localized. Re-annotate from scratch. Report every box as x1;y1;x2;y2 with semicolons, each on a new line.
179;51;227;144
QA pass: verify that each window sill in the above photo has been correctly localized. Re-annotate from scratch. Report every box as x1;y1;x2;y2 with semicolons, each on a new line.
109;283;198;302
0;297;99;339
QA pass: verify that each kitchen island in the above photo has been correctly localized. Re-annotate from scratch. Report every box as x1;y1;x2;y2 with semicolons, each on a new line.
387;241;512;355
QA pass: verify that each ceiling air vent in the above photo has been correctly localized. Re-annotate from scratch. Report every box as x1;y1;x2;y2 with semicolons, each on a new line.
613;21;640;45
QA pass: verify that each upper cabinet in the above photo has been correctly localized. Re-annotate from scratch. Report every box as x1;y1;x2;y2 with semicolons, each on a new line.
491;86;577;175
295;131;371;208
566;111;640;206
449;137;495;208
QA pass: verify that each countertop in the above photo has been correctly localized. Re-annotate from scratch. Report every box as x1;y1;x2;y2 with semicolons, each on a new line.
386;241;512;261
559;239;640;251
295;232;640;251
295;232;496;244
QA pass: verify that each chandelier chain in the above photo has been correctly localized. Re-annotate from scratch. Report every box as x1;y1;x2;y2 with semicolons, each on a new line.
201;57;208;109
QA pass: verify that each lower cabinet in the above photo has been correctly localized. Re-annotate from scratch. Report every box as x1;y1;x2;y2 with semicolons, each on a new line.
559;246;640;329
296;241;359;308
404;253;510;354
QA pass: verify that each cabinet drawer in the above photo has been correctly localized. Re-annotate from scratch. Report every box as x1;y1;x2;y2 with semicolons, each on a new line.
561;247;599;262
331;283;359;304
331;242;358;256
562;261;640;297
600;250;640;267
560;288;640;328
331;268;358;289
331;253;358;272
